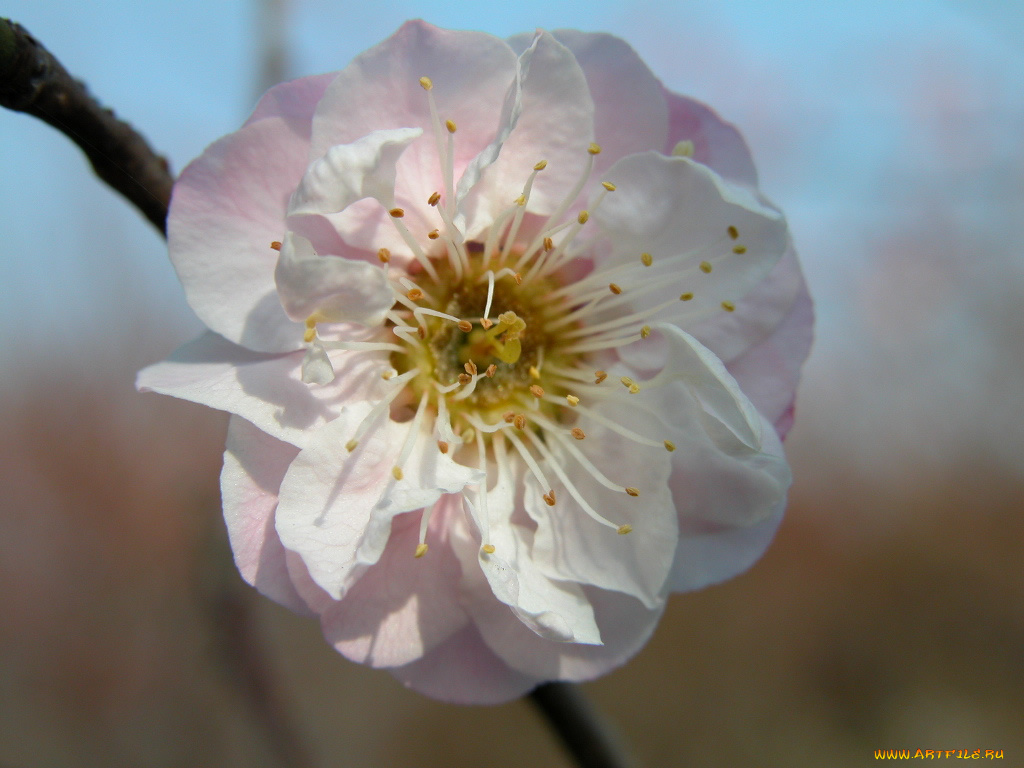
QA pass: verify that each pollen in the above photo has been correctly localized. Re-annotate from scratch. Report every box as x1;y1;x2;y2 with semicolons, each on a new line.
482;544;496;554
485;364;497;378
345;439;358;452
503;411;516;423
721;301;736;312
588;142;602;155
480;317;494;330
534;160;548;171
529;384;545;398
641;252;653;266
680;292;694;301
428;191;441;206
457;319;473;332
566;395;580;407
624;486;640;497
571;427;586;440
699;261;712;274
270;240;282;251
528;365;541;379
543;490;557;506
382;370;395;380
727;225;739;239
415;543;429;558
513;272;523;285
577;210;589;224
732;245;747;255
418;76;433;90
389;207;405;218
543;237;554;251
438;440;449;454
617;524;634;535
609;283;622;295
392;466;404;481
428;229;440;240
377;248;391;263
640;325;651;339
620;376;635;389
664;440;676;452
672;140;695;157
407;288;423;301
446;119;457;134
464;360;478;376
601;181;616;191
594;370;608;384
303;327;316;342
513;414;527;430
458;373;472;384
515;194;526;206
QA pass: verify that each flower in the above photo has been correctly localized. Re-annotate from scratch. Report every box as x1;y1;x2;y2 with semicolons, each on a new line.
138;21;812;704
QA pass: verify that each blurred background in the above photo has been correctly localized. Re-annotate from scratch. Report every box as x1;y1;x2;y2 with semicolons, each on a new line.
2;1;1022;765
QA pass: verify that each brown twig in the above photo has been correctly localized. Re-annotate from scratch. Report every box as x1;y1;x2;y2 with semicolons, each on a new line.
0;17;173;234
530;682;640;768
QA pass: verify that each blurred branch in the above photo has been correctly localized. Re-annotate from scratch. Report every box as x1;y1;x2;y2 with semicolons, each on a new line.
530;682;640;768
0;17;172;234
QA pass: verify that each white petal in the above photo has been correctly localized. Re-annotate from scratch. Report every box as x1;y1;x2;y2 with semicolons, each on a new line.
287;127;422;216
274;413;480;600
594;152;788;327
274;232;394;326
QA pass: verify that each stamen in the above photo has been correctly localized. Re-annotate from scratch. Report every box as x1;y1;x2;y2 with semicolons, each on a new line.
388;209;439;281
346;368;419;449
641;252;653;266
270;240;282;251
391;390;430;481
721;301;736;312
501;163;546;261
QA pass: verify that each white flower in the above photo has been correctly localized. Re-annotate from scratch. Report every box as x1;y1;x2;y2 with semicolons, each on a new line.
138;21;813;703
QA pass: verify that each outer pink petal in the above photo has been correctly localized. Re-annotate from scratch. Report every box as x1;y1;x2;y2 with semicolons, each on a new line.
551;30;669;168
220;416;311;615
319;503;469;668
136;331;390;449
663;88;759;187
389;623;540;705
309;20;517;256
244;72;336;129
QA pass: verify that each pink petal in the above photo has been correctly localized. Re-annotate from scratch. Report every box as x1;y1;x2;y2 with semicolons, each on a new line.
319;502;469;668
663;88;759;187
244;72;335;129
220;416;311;615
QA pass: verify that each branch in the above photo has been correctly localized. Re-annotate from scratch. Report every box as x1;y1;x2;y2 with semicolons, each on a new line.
529;682;640;768
0;17;173;233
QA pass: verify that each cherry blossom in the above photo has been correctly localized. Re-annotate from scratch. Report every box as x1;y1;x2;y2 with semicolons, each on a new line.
138;20;812;704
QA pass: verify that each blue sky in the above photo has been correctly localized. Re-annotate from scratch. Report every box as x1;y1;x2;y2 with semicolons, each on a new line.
3;0;1024;468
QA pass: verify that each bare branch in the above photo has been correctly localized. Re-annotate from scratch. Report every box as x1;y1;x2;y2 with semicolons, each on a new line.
0;17;173;234
530;682;641;768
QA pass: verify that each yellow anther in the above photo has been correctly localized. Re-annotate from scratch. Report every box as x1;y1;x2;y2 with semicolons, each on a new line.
438;440;449;454
732;245;747;255
629;383;640;394
304;316;318;328
270;240;282;251
419;76;433;90
601;181;616;191
480;317;494;330
464;360;478;376
543;237;554;251
513;272;523;285
640;325;652;339
502;411;516;424
392;466;404;481
664;440;676;452
382;370;395;380
407;288;423;301
617;524;634;535
624;487;640;497
620;376;635;389
727;225;739;239
377;247;391;263
680;292;694;301
515;194;526;206
415;543;429;558
529;384;545;398
571;427;586;440
594;370;608;384
446;119;457;134
528;365;541;380
458;373;472;385
417;325;427;340
389;207;405;218
577;210;589;224
513;414;527;430
543;490;557;506
482;544;496;554
485;364;497;378
672;140;695;157
303;327;316;342
721;301;736;312
428;229;440;240
641;252;653;267
699;261;712;274
588;142;602;155
428;191;441;206
534;160;548;171
462;427;476;443
345;439;358;452
566;394;580;407
609;283;622;295
457;319;473;332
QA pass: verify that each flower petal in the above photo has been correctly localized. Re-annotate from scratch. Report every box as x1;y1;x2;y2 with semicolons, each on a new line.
462;444;601;644
168;117;309;352
309;20;517;257
287;127;423;216
663;88;758;187
594;152;788;328
220;415;311;615
273;232;394;325
244;72;335;130
274;413;480;601
136;332;390;448
319;502;469;668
